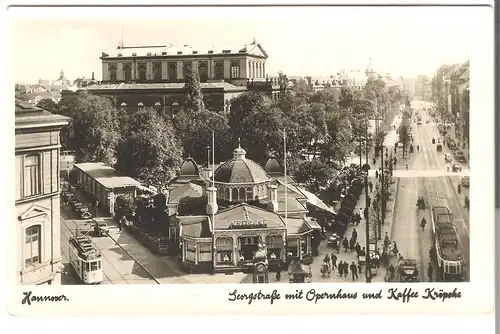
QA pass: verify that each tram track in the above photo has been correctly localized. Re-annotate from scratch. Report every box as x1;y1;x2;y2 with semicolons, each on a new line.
420;117;470;281
60;201;161;284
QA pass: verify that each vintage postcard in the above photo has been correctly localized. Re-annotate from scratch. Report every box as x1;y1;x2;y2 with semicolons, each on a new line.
4;2;495;316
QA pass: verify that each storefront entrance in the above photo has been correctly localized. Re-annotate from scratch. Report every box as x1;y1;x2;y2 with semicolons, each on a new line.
238;236;260;261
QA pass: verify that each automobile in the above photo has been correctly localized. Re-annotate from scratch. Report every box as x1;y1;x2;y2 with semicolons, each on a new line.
93;222;110;237
72;202;83;211
78;206;92;219
452;164;462;172
444;153;452;163
398;259;420;282
327;234;340;248
461;176;470;187
454;151;467;163
437;144;443;152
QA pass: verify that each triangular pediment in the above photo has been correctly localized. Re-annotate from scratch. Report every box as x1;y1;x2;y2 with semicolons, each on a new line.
18;204;49;221
244;43;268;58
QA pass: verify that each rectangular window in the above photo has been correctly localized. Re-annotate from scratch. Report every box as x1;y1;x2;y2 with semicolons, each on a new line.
23;155;41;197
25;225;41;267
230;62;240;79
214;62;224;80
183;62;192;78
168;63;177;80
185;242;196;262
138;64;147;81
153;63;162;81
109;65;117;81
198;61;208;82
91;262;98;271
199;244;211;253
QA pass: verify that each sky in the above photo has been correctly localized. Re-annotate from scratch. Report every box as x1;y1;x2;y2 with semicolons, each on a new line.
7;5;488;84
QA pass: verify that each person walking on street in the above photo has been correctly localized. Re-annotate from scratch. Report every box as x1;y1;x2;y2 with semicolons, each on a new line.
363;207;368;220
420;217;427;231
355;243;361;256
343;237;349;252
352;228;358;243
417;145;419;152
457;184;462;195
350;261;359;281
405;163;409;171
372;158;376;166
427;263;433;282
375;170;379;179
338;261;344;276
369;181;373;193
343;262;349;277
331;253;337;269
349;237;355;252
276;263;282;281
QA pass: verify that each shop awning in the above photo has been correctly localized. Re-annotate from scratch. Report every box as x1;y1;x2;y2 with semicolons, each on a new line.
298;188;337;215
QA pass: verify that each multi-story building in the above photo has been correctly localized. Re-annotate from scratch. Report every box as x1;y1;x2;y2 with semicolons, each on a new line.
15;99;69;285
63;40;282;114
415;75;432;101
402;78;416;100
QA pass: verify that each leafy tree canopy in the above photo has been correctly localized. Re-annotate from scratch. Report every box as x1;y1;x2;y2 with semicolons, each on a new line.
115;107;183;190
184;71;205;114
293;159;334;194
59;93;120;164
37;98;60;114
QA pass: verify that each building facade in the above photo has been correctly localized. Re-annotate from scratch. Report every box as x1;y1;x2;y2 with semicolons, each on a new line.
415;75;432;101
167;145;332;274
15;100;69;285
62;40;283;114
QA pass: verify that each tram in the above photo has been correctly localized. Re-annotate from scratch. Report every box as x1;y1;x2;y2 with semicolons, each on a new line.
430;206;465;281
68;235;104;284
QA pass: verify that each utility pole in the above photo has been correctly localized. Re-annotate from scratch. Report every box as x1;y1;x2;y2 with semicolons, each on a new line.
381;143;385;235
364;160;372;283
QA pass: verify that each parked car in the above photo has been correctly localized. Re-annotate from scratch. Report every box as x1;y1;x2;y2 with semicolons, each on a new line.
72;202;83;211
461;176;470;187
452;164;462;172
444;153;452;162
78;206;92;219
437;144;443;152
454;151;467;163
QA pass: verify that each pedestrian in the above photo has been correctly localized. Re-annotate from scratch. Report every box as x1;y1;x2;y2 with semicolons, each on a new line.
363;207;368;220
356;213;361;226
352;228;358;242
349;237;355;252
331;253;337;269
369;181;373;193
338;261;344;276
355;242;361;256
375;170;379;179
276;263;282;281
427;263;433;282
359;207;363;217
417;145;420;152
405;163;409;171
394;157;397;165
372;158;376;166
350;261;358;281
421;217;427;231
457;184;462;195
343;237;349;252
447;164;450;172
343;262;349;277
367;196;371;208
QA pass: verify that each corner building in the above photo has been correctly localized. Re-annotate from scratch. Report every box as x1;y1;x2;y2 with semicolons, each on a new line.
170;145;325;274
15;100;69;284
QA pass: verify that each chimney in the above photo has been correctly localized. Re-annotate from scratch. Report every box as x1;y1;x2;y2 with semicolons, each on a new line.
91;72;95;81
206;187;218;215
267;185;279;213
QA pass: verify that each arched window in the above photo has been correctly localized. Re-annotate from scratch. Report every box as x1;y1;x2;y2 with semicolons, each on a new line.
138;102;144;108
154;102;162;113
216;237;233;264
171;101;179;115
265;234;283;259
239;188;245;201
109;64;117;81
232;188;238;201
25;225;41;267
246;187;253;201
123;64;132;81
224;188;230;201
153;63;162;81
23;154;41;197
248;61;252;78
138;63;147;81
120;102;127;108
183;62;192;78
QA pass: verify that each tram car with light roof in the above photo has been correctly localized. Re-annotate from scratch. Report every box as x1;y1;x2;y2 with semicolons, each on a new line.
430;206;465;281
68;235;103;284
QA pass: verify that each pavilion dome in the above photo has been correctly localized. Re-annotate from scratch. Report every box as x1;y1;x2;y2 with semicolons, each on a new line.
264;155;284;175
179;157;200;177
214;143;270;184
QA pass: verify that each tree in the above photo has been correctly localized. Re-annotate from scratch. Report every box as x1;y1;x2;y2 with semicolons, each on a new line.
59;93;121;164
369;197;384;240
115;107;183;190
183;110;232;165
228;91;272;139
36;98;60;114
293;159;334;193
115;195;135;220
184;71;205;113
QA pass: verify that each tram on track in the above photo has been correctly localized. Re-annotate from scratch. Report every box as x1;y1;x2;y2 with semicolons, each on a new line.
68;235;104;284
430;206;465;281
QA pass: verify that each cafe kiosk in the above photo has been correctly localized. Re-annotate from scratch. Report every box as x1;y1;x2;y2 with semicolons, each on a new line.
288;260;312;283
252;245;269;284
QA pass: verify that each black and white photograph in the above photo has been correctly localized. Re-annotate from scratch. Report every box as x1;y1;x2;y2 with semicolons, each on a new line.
5;2;495;317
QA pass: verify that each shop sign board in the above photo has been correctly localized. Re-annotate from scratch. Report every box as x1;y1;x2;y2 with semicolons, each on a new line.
229;220;267;229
